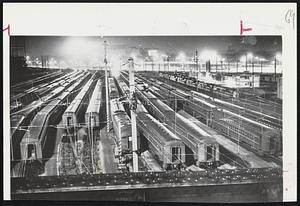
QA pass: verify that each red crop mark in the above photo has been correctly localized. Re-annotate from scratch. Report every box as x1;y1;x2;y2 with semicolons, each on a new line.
3;24;10;36
240;20;252;36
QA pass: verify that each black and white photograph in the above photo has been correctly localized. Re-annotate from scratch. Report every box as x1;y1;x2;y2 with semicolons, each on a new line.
3;3;297;203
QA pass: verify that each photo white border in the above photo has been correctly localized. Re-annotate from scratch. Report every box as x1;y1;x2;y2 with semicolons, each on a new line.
3;3;297;201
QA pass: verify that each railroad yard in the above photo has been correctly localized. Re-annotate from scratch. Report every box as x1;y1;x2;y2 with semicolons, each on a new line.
9;36;283;202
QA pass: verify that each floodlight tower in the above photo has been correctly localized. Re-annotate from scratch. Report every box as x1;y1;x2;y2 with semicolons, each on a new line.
128;57;138;172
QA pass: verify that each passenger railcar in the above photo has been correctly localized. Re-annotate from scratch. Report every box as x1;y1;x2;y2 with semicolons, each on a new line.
108;77;119;99
19;73;89;161
10;71;86;162
137;109;185;169
211;108;281;156
10;71;80;112
144;74;282;158
85;79;102;129
118;80;130;98
62;74;95;130
110;99;132;152
138;90;220;165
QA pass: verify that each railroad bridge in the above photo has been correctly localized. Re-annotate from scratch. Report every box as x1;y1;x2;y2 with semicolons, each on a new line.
12;168;282;202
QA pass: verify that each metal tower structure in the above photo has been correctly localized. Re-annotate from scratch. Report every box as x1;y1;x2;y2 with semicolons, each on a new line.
128;57;138;172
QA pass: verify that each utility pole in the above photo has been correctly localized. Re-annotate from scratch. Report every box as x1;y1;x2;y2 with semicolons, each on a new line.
128;57;138;172
104;40;110;134
195;50;199;80
90;114;94;174
274;56;277;77
245;55;248;72
252;58;255;91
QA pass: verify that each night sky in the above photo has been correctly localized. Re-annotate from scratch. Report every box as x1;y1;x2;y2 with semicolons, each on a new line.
10;36;282;62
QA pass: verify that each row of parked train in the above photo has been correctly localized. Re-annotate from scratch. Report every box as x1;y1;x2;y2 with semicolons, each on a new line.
137;73;282;161
59;73;104;175
159;72;282;126
111;75;188;170
11;70;86;162
11;70;93;177
119;72;250;170
10;71;67;112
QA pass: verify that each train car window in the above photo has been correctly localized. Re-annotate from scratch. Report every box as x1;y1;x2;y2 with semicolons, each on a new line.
67;117;72;126
206;146;214;161
27;144;35;159
172;147;181;162
91;116;95;127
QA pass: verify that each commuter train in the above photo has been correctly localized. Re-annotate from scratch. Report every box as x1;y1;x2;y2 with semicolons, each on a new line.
110;98;132;153
136;103;186;169
62;74;96;131
19;72;90;162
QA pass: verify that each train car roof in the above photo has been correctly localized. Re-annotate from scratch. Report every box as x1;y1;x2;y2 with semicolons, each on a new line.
21;75;87;143
113;112;131;126
143;91;157;99
153;99;174;115
222;109;274;130
175;113;217;144
110;99;125;113
139;113;182;143
64;77;94;113
178;110;218;135
193;97;217;108
21;112;47;142
86;80;102;114
10;114;25;135
136;101;148;114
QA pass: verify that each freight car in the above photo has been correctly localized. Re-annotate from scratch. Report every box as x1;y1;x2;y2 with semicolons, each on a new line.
110;99;132;153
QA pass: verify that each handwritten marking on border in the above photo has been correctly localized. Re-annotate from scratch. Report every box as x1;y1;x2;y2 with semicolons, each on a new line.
3;24;10;36
285;9;295;29
240;20;252;36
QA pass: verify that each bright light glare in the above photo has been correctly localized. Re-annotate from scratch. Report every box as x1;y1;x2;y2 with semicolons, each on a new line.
240;56;246;62
247;52;253;59
176;52;186;62
276;53;282;60
200;50;217;61
62;37;100;61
